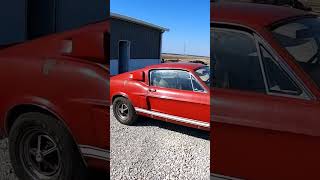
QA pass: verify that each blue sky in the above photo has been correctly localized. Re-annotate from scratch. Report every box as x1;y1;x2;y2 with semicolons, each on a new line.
111;0;210;56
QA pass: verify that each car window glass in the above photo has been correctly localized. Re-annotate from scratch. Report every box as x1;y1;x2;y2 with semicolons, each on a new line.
212;28;265;93
150;70;176;89
192;76;204;92
260;46;302;95
150;70;195;91
273;21;318;63
195;66;210;87
272;17;320;89
177;71;193;91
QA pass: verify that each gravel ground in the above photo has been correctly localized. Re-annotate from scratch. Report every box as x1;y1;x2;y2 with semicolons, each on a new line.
111;108;210;180
1;109;210;180
0;139;18;180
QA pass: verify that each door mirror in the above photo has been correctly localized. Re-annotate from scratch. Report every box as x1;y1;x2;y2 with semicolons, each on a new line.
130;71;144;81
61;31;105;64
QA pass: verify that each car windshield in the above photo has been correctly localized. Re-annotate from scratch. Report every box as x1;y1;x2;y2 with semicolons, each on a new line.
195;66;210;87
272;16;320;87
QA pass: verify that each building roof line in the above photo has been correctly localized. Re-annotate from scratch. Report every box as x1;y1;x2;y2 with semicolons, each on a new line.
110;13;169;32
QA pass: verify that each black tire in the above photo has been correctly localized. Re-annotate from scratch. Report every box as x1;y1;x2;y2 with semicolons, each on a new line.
112;97;137;125
9;112;88;180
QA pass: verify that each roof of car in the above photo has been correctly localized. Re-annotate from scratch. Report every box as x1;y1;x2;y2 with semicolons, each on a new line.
211;2;311;30
146;63;205;71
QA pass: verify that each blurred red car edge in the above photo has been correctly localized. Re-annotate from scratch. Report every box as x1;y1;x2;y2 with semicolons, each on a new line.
0;20;109;179
211;2;320;180
110;63;210;131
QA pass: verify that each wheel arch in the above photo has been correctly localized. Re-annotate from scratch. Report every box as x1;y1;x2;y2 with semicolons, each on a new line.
111;92;130;104
5;103;88;167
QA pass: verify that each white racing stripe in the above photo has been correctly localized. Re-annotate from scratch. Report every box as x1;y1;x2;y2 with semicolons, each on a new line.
135;107;210;128
211;173;243;180
79;145;110;161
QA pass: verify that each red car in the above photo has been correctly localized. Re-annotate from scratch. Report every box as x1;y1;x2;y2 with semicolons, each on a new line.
211;2;320;180
0;21;109;179
110;63;210;131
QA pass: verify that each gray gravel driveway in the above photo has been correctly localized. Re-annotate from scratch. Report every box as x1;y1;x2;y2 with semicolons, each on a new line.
0;139;18;180
111;108;210;180
1;109;210;180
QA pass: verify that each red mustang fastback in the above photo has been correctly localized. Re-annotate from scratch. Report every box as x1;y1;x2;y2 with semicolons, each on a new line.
212;2;320;180
0;21;109;179
110;63;210;130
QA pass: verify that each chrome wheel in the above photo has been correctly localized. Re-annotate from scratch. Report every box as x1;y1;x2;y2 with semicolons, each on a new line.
116;103;129;120
20;130;61;179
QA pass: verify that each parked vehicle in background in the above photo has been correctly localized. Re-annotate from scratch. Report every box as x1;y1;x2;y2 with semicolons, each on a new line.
212;2;320;179
0;20;109;180
110;63;210;131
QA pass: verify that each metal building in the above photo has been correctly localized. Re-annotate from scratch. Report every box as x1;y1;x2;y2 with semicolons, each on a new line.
110;13;168;75
0;0;108;45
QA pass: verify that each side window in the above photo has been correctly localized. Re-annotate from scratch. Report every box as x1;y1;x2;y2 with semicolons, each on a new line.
150;70;177;89
191;76;204;92
213;28;265;93
260;46;302;95
177;71;193;91
150;70;202;92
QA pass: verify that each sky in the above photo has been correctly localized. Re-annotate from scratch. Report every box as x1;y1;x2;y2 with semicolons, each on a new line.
111;0;210;56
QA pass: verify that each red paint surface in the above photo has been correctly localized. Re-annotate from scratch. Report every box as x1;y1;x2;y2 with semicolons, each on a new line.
0;20;109;171
211;2;320;179
110;63;210;131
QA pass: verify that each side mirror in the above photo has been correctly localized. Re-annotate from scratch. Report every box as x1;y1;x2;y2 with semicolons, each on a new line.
130;71;144;81
61;31;105;64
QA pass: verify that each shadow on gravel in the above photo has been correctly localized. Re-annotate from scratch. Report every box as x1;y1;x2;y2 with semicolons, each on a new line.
134;117;209;140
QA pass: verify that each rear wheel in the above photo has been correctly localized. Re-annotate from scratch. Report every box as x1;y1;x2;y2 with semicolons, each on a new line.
113;97;137;125
9;112;88;180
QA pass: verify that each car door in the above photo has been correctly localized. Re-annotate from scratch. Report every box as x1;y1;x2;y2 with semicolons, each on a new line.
211;27;320;179
145;69;209;128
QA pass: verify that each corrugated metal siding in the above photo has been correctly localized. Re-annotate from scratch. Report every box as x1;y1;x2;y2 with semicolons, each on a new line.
0;0;108;45
110;18;162;60
56;0;108;32
110;59;161;75
309;0;320;13
0;0;27;45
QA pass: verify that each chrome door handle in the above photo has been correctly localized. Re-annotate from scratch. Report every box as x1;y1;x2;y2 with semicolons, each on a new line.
149;88;156;92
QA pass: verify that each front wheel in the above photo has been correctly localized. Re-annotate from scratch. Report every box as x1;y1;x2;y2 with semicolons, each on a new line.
113;97;138;125
9;112;88;180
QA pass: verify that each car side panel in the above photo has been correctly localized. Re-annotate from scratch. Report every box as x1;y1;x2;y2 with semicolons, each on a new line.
111;72;149;109
0;56;109;170
212;122;320;180
124;80;149;108
147;87;209;123
38;57;109;168
0;57;45;137
0;21;109;171
212;86;320;179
